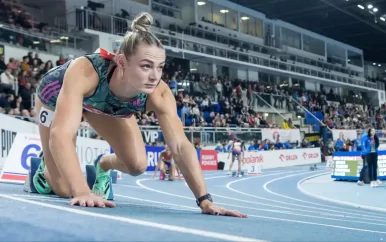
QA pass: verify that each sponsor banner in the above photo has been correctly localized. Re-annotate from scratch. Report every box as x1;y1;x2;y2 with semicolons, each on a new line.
261;129;301;143
243;148;321;170
0;114;39;168
216;148;321;171
331;129;357;141
0;133;111;184
144;146;165;172
199;150;218;171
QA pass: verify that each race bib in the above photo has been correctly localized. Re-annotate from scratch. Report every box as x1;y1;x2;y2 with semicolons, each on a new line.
39;106;54;128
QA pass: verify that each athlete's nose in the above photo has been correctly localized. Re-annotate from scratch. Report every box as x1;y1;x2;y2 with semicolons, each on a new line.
148;69;159;82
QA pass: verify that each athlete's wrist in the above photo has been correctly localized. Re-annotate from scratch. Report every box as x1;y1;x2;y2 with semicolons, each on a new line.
71;183;91;197
199;199;212;210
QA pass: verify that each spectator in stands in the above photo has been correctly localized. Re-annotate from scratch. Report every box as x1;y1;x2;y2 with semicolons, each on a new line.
262;139;270;150
301;138;310;148
248;140;261;151
39;60;53;76
56;55;65;66
20;56;31;72
19;82;33;112
335;138;345;151
274;139;284;150
0;63;16;94
0;93;14;114
284;140;292;149
0;55;6;72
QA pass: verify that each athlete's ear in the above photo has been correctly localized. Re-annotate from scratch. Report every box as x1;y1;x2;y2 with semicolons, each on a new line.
116;54;126;68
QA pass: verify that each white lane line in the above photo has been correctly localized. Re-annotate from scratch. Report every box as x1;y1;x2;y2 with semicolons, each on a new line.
116;191;386;227
115;184;144;189
297;172;386;213
263;171;386;217
210;193;386;223
124;183;386;234
0;193;262;242
227;171;384;218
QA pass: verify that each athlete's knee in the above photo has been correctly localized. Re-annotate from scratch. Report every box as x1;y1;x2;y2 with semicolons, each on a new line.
126;159;147;176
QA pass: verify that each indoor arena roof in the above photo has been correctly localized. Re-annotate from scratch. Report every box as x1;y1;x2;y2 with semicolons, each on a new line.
229;0;386;63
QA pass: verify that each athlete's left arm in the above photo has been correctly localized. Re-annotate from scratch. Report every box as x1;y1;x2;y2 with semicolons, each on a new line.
147;83;207;201
147;83;246;218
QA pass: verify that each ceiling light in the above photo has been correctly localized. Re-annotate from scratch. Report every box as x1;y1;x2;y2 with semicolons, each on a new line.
373;63;376;65
368;4;373;9
241;16;249;20
373;8;378;12
197;1;205;6
220;9;229;13
358;4;365;9
379;64;381;67
380;17;385;21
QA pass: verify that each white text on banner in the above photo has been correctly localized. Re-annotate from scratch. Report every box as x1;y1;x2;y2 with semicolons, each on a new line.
216;148;321;172
0;114;39;168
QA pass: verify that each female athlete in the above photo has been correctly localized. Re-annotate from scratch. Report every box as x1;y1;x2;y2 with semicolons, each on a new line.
227;139;245;177
32;12;246;218
152;145;181;180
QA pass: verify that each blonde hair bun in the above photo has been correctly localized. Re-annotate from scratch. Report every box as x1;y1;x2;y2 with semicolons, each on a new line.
131;12;153;32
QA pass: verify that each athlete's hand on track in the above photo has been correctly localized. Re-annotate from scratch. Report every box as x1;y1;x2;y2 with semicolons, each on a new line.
69;193;116;208
200;200;247;218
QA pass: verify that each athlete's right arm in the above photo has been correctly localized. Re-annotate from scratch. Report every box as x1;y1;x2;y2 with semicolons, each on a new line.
49;57;98;197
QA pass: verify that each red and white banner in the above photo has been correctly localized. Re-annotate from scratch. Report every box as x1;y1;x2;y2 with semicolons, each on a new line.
218;148;321;172
261;129;301;143
199;150;218;171
244;148;321;169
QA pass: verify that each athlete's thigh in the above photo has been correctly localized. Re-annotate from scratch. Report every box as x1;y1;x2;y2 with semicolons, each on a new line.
83;112;147;166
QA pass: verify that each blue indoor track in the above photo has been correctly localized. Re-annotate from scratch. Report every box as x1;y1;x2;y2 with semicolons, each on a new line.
1;165;386;241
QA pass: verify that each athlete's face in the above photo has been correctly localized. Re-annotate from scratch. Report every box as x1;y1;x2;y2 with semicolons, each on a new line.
123;44;165;95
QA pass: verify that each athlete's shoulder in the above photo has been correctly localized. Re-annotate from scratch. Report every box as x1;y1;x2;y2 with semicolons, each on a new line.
67;56;99;80
146;80;173;111
61;56;99;96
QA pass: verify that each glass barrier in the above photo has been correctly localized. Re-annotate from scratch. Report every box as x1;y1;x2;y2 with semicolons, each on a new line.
73;8;376;90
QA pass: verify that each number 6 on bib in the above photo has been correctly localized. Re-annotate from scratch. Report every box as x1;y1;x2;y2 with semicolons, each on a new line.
39;107;54;128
